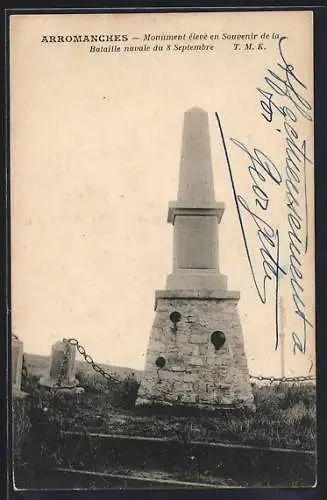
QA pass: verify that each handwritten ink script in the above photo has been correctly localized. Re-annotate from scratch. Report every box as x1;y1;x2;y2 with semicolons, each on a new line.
216;36;313;358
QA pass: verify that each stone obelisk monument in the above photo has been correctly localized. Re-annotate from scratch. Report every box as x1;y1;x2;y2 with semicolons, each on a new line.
136;107;254;409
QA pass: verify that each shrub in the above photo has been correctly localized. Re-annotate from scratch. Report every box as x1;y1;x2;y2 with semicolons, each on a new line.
253;384;285;415
75;369;113;393
12;398;31;468
75;368;140;409
278;383;316;410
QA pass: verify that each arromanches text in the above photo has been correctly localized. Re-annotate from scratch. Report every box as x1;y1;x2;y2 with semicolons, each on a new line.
41;34;129;43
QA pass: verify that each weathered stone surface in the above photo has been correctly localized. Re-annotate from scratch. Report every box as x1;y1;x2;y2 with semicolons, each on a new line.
136;297;254;409
40;341;78;388
12;337;28;398
165;108;228;291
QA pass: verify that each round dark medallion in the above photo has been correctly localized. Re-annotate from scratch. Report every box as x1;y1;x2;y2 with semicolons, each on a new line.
155;356;166;368
169;311;181;325
211;331;226;351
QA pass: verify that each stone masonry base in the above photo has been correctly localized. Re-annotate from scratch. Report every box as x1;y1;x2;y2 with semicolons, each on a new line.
136;296;254;410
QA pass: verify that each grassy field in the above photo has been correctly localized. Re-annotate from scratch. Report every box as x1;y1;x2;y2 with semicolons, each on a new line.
18;357;317;451
48;384;316;450
13;358;317;488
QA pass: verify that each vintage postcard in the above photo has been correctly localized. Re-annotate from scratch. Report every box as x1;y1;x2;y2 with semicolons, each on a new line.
9;10;316;489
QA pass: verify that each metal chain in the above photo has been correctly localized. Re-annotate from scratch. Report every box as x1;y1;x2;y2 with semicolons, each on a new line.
10;331;316;386
63;336;315;386
63;337;121;384
30;333;315;391
250;374;316;383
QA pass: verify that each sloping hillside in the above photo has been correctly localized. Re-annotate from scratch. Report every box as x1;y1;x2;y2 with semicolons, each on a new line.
24;352;143;380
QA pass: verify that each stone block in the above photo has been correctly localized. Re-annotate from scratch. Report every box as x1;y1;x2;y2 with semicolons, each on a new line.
40;340;78;388
183;373;198;383
12;337;28;398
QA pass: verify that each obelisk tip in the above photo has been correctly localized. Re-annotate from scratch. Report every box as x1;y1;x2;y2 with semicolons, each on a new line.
178;107;214;203
185;106;207;115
